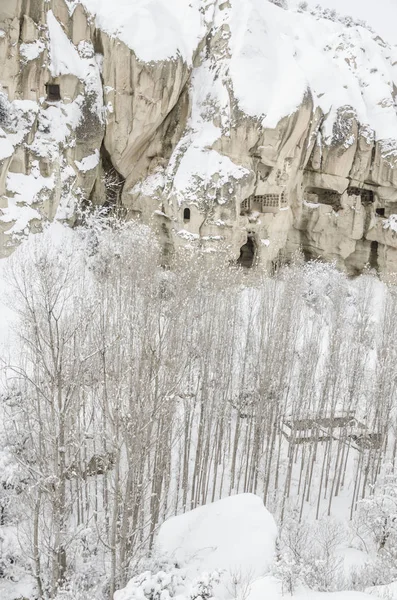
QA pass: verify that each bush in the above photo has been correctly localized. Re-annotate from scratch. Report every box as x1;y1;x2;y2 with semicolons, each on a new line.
269;0;288;9
0;92;10;128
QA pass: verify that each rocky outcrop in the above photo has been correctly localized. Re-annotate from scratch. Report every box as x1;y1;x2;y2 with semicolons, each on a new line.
1;0;397;275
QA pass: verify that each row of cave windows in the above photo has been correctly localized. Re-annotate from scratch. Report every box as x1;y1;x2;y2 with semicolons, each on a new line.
306;187;388;216
241;189;380;215
183;199;386;225
238;238;384;271
306;187;375;205
241;193;287;211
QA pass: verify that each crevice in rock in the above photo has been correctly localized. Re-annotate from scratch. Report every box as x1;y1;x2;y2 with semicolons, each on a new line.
88;144;126;215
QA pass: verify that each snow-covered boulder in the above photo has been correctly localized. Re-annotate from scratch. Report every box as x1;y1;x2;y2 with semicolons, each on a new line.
155;493;277;578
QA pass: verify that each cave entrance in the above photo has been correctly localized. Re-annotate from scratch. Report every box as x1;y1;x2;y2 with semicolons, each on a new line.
46;83;61;102
369;241;379;270
238;236;255;268
347;187;375;205
305;187;341;209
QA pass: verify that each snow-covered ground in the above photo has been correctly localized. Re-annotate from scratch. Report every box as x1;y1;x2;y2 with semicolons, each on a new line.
116;494;383;600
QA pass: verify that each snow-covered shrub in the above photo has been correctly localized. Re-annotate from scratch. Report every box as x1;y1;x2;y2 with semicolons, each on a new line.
306;520;344;591
358;475;397;553
115;569;186;600
63;525;102;593
0;526;24;583
190;572;220;600
0;451;26;526
0;92;10;128
53;588;98;600
308;5;373;32
276;515;345;593
274;551;303;595
297;1;308;11
117;569;222;600
226;568;255;600
354;474;397;585
269;0;288;9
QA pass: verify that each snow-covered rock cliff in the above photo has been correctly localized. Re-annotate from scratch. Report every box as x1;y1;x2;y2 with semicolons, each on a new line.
1;0;397;273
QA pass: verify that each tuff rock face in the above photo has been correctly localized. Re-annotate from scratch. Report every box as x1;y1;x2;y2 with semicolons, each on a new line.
1;0;397;274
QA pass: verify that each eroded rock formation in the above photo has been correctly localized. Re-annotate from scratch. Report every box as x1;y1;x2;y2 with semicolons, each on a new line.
1;0;397;274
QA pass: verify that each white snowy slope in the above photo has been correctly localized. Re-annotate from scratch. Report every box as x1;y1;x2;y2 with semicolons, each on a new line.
76;0;212;65
299;0;397;45
75;0;397;141
228;1;397;137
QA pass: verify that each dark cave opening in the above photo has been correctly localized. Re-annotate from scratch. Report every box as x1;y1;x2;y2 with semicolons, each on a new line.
238;237;255;268
46;83;61;102
369;241;379;270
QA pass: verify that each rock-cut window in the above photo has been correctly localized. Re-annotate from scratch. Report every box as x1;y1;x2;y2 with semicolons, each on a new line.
183;208;191;222
46;83;61;102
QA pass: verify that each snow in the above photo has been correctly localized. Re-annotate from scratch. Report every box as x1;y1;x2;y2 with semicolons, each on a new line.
71;0;397;147
227;0;397;139
47;10;86;78
156;494;277;581
133;170;165;197
78;0;212;65
0;131;14;161
161;57;249;203
247;576;379;600
382;215;397;234
75;149;100;172
6;168;55;207
171;147;249;203
1;204;42;235
0;575;36;600
1;164;55;235
117;494;278;600
20;39;45;62
47;12;104;116
176;230;200;241
118;493;381;600
366;581;397;599
302;0;397;46
128;0;397;206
